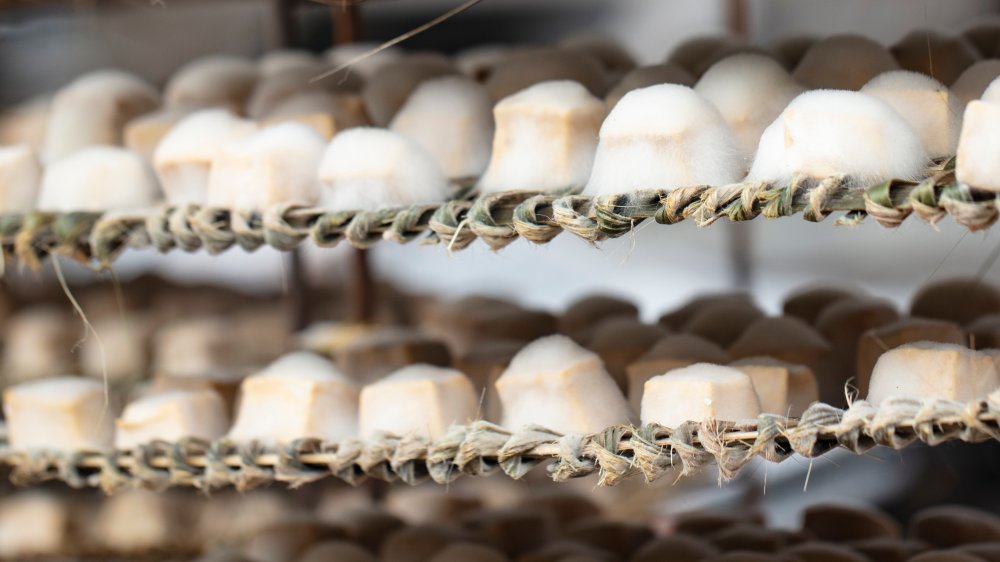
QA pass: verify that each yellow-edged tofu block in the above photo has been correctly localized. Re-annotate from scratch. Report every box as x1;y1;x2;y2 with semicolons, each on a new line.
359;364;477;440
478;80;605;194
124;107;193;163
37;146;160;212
731;356;819;416
640;363;761;427
496;335;633;433
867;341;999;404
115;389;229;448
957;100;1000;193
856;317;965;396
228;352;359;445
0;144;40;212
3;376;115;452
0;492;67;558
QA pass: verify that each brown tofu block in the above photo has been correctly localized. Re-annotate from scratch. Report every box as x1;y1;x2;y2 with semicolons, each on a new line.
631;535;721;562
674;511;766;536
517;492;601;533
729;316;832;367
429;542;507;562
151;373;244;418
911;279;1000;326
333;509;405;554
463;509;554;558
783;286;856;324
626;334;730;411
855;318;965;397
803;504;900;542
684;301;766;348
243;518;349;562
516;540;616;562
783;542;870;562
657;292;753;330
299;541;376;562
381;525;469;562
710;524;785;553
909;506;1000;548
909;553;989;562
815;297;900;402
565;520;654;559
585;318;668;391
848;538;927;562
559;295;639;343
966;314;1000;349
338;329;451;384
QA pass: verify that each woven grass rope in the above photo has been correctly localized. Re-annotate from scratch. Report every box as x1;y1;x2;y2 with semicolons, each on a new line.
3;393;999;493
5;160;999;268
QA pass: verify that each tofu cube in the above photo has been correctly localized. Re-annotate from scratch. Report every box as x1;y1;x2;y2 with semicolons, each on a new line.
37;146;160;212
585;318;668;392
559;294;638;343
229;352;359;445
478;80;605;194
359;364;478;440
124;107;192;163
337;329;451;384
3;376;115;452
957;100;1000;192
115;389;229;448
867;341;999;404
153;109;259;205
0;144;40;212
1;307;77;384
206;122;325;210
496;335;633;434
0;492;67;558
263;91;368;140
641;363;761;427
856;318;965;396
731;356;819;416
625;334;730;412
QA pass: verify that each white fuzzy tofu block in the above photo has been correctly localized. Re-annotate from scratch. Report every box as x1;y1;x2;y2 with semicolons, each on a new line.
153;109;259;205
124;107;193;163
359;364;477;440
115;389;229;448
0;144;40;212
695;54;803;161
731;357;819;416
390;76;494;179
207;122;325;209
496;334;633;434
957;100;1000;192
229;351;359;445
38;146;160;212
792;35;899;90
747;90;927;186
318;127;450;212
952;60;1000;104
585;84;741;196
3;376;114;452
43;70;159;162
247;65;364;120
641;363;761;427
856;317;965;396
861;71;963;158
867;341;1000;404
165;55;258;111
0;492;67;558
479;81;604;194
264;91;368;140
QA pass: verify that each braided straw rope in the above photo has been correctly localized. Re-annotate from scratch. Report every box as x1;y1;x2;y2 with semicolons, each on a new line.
3;394;999;493
4;160;999;268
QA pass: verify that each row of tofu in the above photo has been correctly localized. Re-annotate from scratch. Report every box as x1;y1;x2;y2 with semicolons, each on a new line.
5;27;1000;216
0;482;997;562
4;327;998;453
